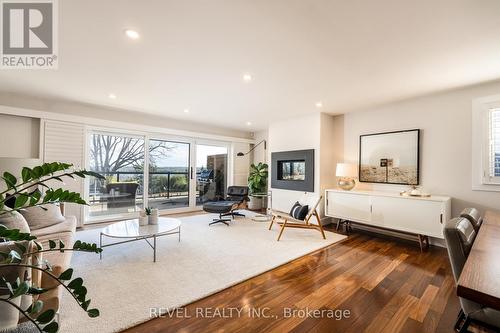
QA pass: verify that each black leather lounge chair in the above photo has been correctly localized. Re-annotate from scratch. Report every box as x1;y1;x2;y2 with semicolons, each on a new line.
203;186;249;226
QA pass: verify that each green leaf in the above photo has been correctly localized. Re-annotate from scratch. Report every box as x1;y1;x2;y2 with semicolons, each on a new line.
48;240;57;249
42;321;59;333
2;172;17;189
30;190;42;205
87;308;100;318
21;167;32;182
7;249;22;263
81;299;90;310
67;277;83;290
12;281;30;298
28;300;44;314
3;279;14;295
14;194;29;209
36;309;55;324
58;268;73;281
28;286;47;295
32;166;43;178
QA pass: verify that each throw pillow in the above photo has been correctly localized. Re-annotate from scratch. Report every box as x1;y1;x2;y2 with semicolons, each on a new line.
0;211;30;233
289;201;309;220
19;204;65;230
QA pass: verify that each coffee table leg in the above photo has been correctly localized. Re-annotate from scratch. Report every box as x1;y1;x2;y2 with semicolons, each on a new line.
99;233;103;260
153;235;156;262
178;226;181;242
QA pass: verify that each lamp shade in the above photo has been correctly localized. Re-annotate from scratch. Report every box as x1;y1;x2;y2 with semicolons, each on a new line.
336;163;357;177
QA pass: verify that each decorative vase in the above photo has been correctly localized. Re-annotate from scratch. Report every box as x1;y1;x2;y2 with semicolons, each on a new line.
149;209;159;225
0;294;21;331
139;216;149;226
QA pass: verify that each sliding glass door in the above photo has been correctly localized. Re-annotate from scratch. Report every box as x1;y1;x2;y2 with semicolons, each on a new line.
86;131;231;223
148;140;190;210
88;133;145;220
196;144;228;206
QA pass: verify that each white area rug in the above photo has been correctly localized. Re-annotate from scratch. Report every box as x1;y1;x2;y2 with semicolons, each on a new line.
59;212;346;333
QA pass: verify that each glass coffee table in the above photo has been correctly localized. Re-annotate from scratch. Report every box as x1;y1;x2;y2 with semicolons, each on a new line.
99;217;181;262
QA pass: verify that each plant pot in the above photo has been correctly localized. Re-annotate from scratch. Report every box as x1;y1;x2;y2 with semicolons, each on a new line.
139;216;149;226
149;214;158;225
248;197;262;211
0;294;21;331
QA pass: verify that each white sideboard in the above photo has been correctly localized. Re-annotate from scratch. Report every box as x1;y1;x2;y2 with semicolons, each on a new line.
325;189;451;239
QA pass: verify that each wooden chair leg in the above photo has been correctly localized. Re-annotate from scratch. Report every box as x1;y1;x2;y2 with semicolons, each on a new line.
336;219;341;231
315;211;326;239
277;219;287;241
268;215;276;230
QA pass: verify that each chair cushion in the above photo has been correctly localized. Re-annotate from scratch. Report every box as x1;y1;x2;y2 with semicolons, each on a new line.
203;201;237;214
226;186;249;202
289;201;308;220
0;211;30;233
20;204;65;230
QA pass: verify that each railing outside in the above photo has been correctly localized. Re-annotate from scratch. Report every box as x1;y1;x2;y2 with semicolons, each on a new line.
88;171;195;202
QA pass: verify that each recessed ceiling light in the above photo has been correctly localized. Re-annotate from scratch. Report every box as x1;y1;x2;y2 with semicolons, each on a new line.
315;102;323;108
183;109;190;113
108;93;117;99
246;121;252;126
243;74;252;82
124;29;140;40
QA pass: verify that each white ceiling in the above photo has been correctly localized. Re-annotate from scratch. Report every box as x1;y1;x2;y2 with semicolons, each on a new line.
1;0;500;131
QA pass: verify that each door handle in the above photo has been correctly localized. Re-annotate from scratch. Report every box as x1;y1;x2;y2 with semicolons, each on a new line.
440;213;443;224
190;167;194;180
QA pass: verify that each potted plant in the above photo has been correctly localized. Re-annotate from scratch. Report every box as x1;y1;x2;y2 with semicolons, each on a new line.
139;208;149;226
247;162;269;210
0;162;104;332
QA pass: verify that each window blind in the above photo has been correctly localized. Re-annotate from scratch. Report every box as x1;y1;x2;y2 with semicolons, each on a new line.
43;120;85;226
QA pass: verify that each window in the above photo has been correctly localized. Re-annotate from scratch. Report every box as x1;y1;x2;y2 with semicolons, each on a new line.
472;96;500;191
489;108;500;182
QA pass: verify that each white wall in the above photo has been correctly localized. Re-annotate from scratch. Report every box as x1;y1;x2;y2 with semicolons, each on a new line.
0;114;40;158
232;142;250;186
251;129;268;165
268;113;321;213
320;113;342;196
341;79;500;216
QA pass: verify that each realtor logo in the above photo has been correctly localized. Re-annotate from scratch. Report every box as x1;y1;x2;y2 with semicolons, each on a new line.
1;0;58;69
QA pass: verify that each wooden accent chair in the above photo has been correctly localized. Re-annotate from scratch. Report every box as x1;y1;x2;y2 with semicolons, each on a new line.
268;193;326;241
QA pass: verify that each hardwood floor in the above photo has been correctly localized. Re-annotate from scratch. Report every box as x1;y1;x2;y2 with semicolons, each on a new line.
123;228;493;333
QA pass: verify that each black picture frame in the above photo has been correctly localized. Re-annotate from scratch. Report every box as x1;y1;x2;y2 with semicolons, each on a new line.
358;129;420;185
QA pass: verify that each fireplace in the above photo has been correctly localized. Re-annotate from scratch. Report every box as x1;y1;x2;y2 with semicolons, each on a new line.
271;149;314;191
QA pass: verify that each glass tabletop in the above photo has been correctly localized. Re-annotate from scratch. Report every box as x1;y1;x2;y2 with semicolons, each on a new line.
101;217;181;238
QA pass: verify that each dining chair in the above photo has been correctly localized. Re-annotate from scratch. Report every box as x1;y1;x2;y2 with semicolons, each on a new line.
459;208;483;232
443;217;500;332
